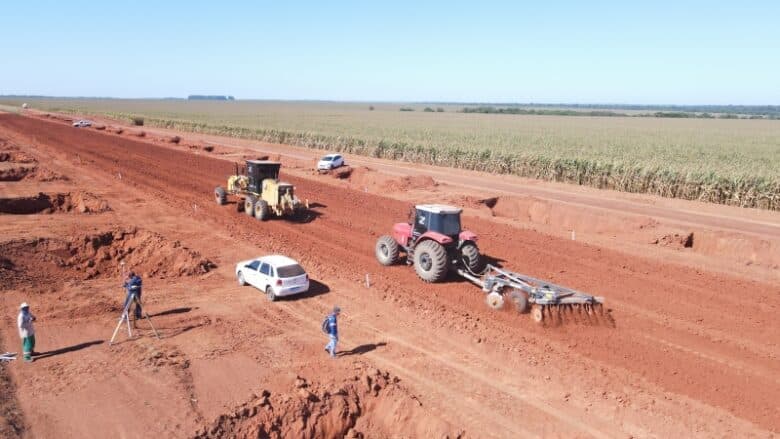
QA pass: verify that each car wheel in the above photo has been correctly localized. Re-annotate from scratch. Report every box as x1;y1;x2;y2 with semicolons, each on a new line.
237;271;247;286
266;286;277;302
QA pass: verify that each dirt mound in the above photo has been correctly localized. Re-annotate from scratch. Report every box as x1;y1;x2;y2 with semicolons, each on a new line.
388;175;437;191
0;227;216;287
193;365;461;439
0;332;25;439
337;166;438;192
0;150;35;163
652;232;694;248
0;192;109;214
329;166;353;179
0;165;68;182
0;166;35;181
108;126;124;134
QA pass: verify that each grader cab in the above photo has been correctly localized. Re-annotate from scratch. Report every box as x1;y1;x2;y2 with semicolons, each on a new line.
214;160;307;220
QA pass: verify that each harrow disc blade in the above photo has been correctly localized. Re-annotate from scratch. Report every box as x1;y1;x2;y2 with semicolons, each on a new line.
486;292;505;310
508;289;530;313
531;305;544;323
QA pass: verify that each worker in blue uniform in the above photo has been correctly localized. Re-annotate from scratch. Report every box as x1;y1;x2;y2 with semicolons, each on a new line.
122;271;143;323
322;306;341;358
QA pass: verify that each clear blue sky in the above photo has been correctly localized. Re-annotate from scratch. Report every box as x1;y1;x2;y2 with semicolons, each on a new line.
2;1;778;104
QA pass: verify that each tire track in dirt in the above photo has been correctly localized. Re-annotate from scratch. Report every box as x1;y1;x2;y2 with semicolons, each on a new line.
2;113;778;433
270;300;575;438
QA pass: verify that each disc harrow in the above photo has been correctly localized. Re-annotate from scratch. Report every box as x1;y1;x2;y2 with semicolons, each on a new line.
457;264;606;324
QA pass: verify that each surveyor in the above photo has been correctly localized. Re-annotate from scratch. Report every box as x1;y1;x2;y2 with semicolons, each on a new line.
322;306;340;358
122;271;143;322
17;302;37;363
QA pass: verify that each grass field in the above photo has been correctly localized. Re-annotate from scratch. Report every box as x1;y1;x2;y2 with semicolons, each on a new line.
3;98;779;210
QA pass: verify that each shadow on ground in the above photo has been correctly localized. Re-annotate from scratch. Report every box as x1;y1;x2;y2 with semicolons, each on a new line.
150;307;195;318
282;279;330;301
34;340;104;361
339;342;387;357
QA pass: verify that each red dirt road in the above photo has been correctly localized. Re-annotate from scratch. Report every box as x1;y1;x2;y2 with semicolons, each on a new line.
1;113;778;438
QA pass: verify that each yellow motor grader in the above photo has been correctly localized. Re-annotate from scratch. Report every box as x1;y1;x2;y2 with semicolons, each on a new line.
214;160;308;220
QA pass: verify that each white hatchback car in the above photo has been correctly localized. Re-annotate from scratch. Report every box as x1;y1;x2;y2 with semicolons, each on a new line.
317;153;345;171
72;120;92;128
235;255;309;301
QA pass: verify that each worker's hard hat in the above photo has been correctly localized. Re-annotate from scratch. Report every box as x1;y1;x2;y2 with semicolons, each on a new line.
19;302;29;309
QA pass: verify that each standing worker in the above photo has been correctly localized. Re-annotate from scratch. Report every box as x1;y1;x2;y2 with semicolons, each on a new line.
122;271;143;324
322;306;340;358
17;303;37;363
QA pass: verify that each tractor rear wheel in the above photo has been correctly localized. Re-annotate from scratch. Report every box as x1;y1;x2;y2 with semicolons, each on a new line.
244;197;255;217
254;200;270;221
413;240;449;283
375;235;400;266
214;187;227;205
460;242;483;274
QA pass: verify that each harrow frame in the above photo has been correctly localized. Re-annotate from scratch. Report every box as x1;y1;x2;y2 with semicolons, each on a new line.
456;264;605;323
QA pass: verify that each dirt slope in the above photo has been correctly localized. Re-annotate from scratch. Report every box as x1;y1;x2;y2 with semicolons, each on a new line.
0;113;778;438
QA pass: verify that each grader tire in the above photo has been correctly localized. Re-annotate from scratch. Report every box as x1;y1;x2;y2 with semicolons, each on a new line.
413;240;449;283
375;235;400;266
214;187;227;205
460;242;484;273
254;200;270;221
244;197;256;217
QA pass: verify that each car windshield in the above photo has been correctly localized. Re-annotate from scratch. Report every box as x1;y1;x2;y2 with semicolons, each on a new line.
276;264;305;278
322;156;334;161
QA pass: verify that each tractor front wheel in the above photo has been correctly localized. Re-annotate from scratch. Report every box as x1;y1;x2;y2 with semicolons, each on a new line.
214;187;227;205
460;242;483;274
255;200;270;221
413;240;449;283
375;235;400;266
244;197;256;217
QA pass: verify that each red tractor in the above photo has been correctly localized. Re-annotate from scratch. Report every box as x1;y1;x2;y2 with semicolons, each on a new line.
375;204;482;282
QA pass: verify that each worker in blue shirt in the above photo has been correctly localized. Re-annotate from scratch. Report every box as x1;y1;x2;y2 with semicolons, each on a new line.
322;306;341;358
122;271;143;322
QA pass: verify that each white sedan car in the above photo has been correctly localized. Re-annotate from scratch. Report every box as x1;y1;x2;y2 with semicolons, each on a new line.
72;120;92;128
235;255;309;301
317;153;345;171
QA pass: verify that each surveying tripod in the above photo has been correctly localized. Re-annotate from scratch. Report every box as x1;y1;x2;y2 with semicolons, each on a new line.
109;291;160;345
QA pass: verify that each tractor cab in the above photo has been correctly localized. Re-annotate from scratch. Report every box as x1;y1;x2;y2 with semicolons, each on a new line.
246;160;281;194
412;204;463;242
